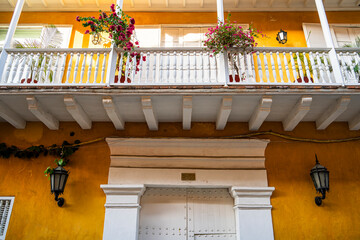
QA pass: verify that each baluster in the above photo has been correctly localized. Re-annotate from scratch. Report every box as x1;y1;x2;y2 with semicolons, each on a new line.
302;52;311;84
9;53;20;83
316;52;325;83
243;53;249;82
296;52;304;83
93;53;100;83
86;52;94;84
353;52;360;82
17;53;28;83
80;52;87;84
45;53;54;84
66;53;74;84
52;53;60;84
250;52;256;83
187;52;190;83
131;55;136;82
193;51;197;83
309;52;319;83
263;52;270;82
101;52;107;83
166;51;170;83
256;52;263;83
72;52;81;84
206;52;211;83
276;52;283;83
145;52;150;83
58;53;67;84
24;53;34;83
31;53;41;84
152;51;157;83
2;53;14;83
173;51;177;83
322;52;332;83
38;53;47;84
290;52;298;84
117;52;124;84
231;52;236;82
237;52;242;82
179;51;184;84
283;52;291;83
200;51;204;83
138;52;144;83
124;53;130;81
159;52;163;83
270;52;277;82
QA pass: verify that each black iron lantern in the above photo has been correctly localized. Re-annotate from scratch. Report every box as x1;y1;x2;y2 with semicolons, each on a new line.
276;29;287;44
50;166;69;207
310;155;329;206
92;32;101;45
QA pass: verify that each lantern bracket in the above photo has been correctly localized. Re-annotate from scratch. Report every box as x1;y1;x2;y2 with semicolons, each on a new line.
55;193;65;207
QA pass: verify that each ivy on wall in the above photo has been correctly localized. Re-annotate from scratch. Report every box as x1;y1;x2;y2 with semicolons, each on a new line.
0;140;81;163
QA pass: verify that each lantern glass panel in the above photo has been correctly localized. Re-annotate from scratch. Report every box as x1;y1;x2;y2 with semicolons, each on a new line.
313;172;321;190
50;174;55;192
54;172;61;191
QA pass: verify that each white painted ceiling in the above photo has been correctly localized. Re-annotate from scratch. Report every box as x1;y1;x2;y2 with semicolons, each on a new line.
1;0;360;12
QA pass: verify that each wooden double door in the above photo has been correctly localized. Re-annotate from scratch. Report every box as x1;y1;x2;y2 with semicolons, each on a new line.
138;188;236;240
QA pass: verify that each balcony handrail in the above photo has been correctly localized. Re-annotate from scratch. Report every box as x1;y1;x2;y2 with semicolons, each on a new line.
4;48;112;54
115;47;208;53
229;47;332;53
335;48;360;52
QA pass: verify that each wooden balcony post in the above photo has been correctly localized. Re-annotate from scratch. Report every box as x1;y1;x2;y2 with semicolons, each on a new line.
105;0;123;86
314;0;345;86
216;0;229;86
0;0;25;83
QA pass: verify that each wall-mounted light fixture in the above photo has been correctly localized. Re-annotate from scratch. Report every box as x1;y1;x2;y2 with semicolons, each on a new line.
310;155;329;206
50;166;69;207
276;29;287;44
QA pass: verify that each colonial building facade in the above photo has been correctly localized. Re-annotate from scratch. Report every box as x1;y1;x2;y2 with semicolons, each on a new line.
0;0;359;239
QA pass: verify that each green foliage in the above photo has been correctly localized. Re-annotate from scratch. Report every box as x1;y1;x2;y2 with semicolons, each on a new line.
203;14;264;56
0;140;80;160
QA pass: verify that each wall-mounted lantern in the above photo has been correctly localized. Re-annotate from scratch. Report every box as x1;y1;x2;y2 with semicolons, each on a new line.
310;155;329;206
276;29;287;44
50;166;69;207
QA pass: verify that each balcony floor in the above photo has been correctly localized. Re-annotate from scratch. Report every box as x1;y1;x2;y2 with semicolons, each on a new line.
1;86;360;131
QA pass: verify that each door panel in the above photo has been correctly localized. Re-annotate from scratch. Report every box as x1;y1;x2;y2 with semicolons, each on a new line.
139;188;236;240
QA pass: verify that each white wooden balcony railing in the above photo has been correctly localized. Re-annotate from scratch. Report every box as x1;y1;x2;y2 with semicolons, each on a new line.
336;48;360;85
0;47;357;87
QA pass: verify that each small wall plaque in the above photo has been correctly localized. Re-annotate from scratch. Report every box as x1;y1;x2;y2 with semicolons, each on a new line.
181;173;196;181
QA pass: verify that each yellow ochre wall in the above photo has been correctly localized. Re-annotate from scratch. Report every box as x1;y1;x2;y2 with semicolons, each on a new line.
0;121;360;239
0;11;360;48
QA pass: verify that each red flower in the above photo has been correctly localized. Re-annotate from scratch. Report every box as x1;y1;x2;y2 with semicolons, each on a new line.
135;41;139;45
130;18;135;24
76;16;81;22
85;30;90;34
142;56;146;61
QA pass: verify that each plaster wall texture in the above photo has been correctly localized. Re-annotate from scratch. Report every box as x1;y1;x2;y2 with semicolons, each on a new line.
0;121;360;239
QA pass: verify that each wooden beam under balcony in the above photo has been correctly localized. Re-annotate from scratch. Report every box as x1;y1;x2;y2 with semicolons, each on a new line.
316;96;350;130
283;96;312;131
141;96;158;131
26;96;59;130
249;96;272;131
102;96;125;130
348;113;360;131
183;96;192;130
0;101;26;129
64;96;92;129
216;97;232;130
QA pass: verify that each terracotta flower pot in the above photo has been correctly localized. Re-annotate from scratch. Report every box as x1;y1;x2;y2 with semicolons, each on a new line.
114;75;131;83
20;78;38;84
229;75;241;83
296;76;313;83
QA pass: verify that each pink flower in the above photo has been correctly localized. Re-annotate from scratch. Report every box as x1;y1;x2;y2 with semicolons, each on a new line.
130;18;135;24
110;3;115;12
142;56;146;61
99;15;102;20
76;16;81;22
85;30;90;34
135;41;139;45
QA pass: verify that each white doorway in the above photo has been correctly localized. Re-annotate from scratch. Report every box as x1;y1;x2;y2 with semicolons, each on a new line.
138;188;236;240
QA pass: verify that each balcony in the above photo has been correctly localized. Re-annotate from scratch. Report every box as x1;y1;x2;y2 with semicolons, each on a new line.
1;47;359;87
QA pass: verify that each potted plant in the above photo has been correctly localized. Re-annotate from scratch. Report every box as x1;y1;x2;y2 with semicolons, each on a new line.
203;14;264;82
77;4;145;83
13;25;63;84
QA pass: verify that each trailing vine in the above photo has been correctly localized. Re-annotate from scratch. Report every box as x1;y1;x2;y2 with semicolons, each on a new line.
0;140;81;162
